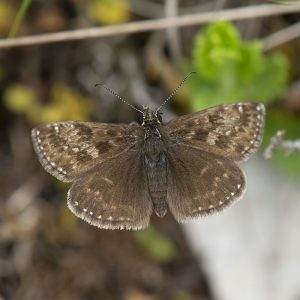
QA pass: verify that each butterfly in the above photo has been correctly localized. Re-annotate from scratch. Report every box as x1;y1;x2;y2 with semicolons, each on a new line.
32;95;265;230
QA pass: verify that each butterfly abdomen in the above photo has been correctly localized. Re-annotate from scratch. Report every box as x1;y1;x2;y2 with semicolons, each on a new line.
143;127;168;217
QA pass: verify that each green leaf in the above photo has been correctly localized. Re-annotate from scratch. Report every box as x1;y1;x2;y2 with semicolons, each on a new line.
187;21;288;109
248;54;288;103
193;21;241;81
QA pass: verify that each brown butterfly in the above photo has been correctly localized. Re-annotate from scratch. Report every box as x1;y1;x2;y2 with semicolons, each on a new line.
32;75;265;230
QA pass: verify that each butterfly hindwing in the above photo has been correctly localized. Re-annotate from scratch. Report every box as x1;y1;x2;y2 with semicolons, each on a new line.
166;145;246;222
32;121;139;182
67;150;153;230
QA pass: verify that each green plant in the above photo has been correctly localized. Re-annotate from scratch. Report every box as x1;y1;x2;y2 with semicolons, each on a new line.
186;21;288;111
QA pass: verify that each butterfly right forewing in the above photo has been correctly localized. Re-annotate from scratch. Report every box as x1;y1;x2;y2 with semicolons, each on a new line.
165;102;265;163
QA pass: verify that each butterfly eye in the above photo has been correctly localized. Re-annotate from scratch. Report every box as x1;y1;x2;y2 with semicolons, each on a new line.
137;113;144;125
157;111;163;123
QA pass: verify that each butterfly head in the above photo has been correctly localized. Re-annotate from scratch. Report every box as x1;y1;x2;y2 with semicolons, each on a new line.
142;106;162;127
96;71;196;127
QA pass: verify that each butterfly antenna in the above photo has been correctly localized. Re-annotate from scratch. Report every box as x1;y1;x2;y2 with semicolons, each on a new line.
155;71;197;113
95;83;144;115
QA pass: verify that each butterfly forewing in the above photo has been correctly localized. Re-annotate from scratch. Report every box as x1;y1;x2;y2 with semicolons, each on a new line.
164;102;265;163
67;150;152;230
32;121;139;182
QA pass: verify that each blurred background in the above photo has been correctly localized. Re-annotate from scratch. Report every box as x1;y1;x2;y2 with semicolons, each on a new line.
0;0;300;299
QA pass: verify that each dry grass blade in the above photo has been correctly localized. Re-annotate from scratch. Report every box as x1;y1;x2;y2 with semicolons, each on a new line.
0;3;300;48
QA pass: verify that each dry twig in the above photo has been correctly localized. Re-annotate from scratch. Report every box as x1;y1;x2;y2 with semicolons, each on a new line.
263;21;300;51
263;130;300;159
1;3;300;48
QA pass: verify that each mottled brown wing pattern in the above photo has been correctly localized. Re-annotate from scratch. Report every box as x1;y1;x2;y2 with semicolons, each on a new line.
31;101;265;231
164;102;265;163
166;145;246;222
32;121;139;182
67;151;153;230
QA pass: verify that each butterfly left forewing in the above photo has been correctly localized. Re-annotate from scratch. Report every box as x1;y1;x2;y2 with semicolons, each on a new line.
164;102;265;163
166;145;246;222
32;121;139;182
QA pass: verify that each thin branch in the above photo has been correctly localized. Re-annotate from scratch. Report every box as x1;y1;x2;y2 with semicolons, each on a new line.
263;130;300;159
1;3;300;48
263;21;300;50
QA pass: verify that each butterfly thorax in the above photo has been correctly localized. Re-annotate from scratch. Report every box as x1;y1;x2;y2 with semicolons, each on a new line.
142;109;168;218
